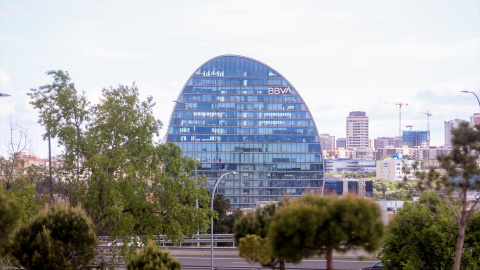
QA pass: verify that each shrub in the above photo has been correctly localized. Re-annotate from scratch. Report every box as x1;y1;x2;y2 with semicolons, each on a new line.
127;240;181;270
0;191;21;257
11;202;97;269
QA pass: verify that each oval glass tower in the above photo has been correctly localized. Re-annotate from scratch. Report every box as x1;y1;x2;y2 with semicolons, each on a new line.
167;55;324;209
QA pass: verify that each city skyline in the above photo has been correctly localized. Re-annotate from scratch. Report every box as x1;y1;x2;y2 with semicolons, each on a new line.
1;0;479;157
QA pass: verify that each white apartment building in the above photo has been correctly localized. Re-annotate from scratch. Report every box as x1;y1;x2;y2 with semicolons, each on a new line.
444;119;463;147
346;111;369;150
376;158;420;181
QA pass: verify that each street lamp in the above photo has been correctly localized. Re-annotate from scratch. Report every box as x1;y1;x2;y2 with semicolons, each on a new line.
172;101;198;207
461;91;480;108
0;93;11;97
211;171;237;270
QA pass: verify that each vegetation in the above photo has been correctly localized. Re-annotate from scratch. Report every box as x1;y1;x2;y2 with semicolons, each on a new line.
126;240;181;270
234;203;284;270
238;234;271;270
268;194;384;270
11;202;97;270
28;70;213;248
0;190;21;257
212;194;243;234
414;122;480;270
373;179;419;200
380;193;480;269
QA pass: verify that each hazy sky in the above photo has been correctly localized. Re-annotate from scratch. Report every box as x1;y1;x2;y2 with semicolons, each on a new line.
1;0;479;157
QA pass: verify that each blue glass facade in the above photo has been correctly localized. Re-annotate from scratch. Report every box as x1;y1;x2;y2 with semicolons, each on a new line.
167;55;324;208
402;130;429;148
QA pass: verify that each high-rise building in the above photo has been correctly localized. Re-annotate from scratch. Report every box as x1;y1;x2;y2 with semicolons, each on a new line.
319;134;335;151
470;113;480;126
346;111;369;150
374;137;396;149
444;119;464;147
167;55;324;209
402;130;429;148
336;138;346;149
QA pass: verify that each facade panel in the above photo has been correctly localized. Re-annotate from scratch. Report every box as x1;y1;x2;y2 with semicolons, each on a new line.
167;55;324;208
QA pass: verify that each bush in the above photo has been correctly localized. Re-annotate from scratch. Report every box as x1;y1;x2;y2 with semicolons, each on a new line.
127;240;181;270
0;191;21;257
11;202;97;270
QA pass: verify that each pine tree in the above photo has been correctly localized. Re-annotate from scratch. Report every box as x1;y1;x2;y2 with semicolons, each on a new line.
126;240;181;270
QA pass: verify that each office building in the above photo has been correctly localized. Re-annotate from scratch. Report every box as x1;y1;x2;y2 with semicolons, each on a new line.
470;113;480;126
319;134;335;151
336;137;346;149
346;111;369;150
402;130;429;148
167;55;324;209
444;119;463;147
376;158;420;181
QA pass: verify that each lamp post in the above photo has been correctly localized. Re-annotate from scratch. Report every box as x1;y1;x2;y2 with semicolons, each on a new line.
211;171;237;270
173;101;197;207
461;91;480;108
0;93;11;97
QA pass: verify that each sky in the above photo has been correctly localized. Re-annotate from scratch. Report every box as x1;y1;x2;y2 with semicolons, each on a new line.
0;0;479;158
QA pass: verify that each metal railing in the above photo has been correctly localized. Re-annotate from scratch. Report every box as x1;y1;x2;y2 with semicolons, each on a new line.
97;234;236;247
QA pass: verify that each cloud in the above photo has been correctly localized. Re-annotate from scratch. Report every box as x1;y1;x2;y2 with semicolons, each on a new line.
83;48;172;59
0;70;13;84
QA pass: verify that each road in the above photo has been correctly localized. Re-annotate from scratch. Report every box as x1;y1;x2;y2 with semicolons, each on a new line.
114;254;379;270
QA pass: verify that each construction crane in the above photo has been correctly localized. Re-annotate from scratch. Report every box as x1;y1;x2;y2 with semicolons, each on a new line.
406;125;413;130
394;102;409;137
420;110;432;146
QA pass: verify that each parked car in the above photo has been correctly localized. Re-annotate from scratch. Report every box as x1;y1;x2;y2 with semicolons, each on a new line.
361;262;384;270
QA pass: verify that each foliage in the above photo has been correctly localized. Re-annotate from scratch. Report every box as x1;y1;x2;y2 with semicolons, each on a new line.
11;202;97;270
379;193;480;269
29;70;213;247
212;194;243;234
234;203;284;269
341;171;376;179
268;194;384;270
126;240;181;270
0;190;21;257
414;122;480;270
238;234;272;270
373;179;418;200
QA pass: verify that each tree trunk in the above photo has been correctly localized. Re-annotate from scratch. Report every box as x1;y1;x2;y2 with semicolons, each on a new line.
453;202;468;270
279;259;285;270
326;249;333;270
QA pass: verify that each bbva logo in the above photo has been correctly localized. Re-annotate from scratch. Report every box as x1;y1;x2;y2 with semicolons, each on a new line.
268;87;292;95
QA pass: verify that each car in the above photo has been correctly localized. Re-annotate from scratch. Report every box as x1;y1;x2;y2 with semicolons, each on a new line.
361;262;384;270
106;237;143;247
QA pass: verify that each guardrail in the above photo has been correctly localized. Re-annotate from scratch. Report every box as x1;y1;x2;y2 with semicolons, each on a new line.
97;234;236;247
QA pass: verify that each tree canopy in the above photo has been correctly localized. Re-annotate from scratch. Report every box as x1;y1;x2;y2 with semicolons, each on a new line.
415;121;480;270
267;194;384;270
379;193;480;269
28;70;212;244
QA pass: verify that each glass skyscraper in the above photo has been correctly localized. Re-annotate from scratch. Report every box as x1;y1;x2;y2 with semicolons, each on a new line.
167;55;324;208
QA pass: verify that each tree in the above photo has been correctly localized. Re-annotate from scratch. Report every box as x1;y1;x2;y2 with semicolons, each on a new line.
234;203;284;270
212;194;243;235
267;194;384;270
379;193;480;269
238;234;272;270
126;240;181;270
415;122;480;270
11;202;97;269
28;70;212;246
0;190;20;257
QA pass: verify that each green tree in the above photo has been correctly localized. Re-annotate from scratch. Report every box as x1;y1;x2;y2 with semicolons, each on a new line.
211;194;243;235
126;240;181;270
234;203;284;270
415;122;480;270
379;193;480;269
11;202;97;270
268;194;384;270
0;190;21;257
28;70;212;246
239;234;272;270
